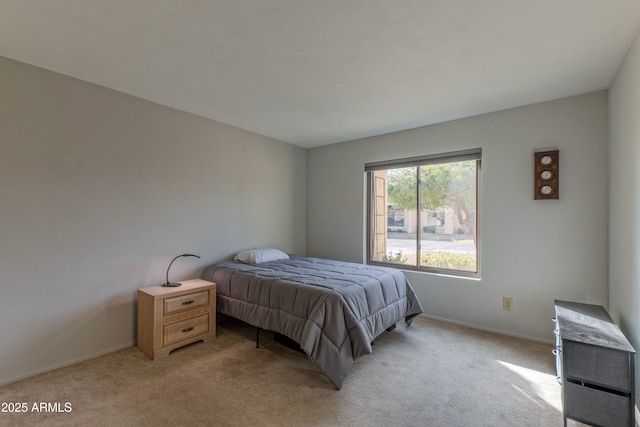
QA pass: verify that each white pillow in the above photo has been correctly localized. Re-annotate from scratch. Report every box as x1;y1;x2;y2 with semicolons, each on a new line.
234;248;290;264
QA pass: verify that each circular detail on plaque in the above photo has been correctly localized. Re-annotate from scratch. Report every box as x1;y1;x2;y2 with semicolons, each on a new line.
541;186;552;195
541;171;552;180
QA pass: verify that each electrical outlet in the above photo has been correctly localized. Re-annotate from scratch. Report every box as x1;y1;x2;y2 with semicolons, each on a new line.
503;297;514;311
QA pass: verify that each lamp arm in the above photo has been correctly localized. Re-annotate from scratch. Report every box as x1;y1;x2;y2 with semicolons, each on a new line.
165;253;201;286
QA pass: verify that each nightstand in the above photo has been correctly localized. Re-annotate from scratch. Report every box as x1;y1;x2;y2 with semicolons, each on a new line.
137;279;216;359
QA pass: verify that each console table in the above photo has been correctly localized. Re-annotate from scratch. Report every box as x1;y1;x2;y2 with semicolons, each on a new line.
554;300;636;427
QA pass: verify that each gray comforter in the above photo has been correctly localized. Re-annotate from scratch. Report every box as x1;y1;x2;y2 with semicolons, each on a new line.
201;256;423;389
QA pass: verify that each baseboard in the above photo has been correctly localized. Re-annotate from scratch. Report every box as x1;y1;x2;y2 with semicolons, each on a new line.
420;314;554;345
0;342;134;387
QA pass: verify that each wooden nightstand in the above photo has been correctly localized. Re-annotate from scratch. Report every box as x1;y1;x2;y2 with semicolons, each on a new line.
137;279;216;359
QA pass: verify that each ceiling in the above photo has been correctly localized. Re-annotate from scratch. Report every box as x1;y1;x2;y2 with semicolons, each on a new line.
1;1;639;148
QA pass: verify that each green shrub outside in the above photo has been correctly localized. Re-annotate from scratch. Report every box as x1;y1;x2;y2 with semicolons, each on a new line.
421;252;475;271
383;251;407;264
381;250;476;271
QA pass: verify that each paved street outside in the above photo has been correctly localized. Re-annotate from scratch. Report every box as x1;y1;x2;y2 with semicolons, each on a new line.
386;237;475;255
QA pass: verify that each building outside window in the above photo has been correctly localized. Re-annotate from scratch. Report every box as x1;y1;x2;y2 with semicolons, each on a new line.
387;205;405;228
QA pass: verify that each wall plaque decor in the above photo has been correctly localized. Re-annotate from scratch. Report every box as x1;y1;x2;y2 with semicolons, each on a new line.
533;150;559;200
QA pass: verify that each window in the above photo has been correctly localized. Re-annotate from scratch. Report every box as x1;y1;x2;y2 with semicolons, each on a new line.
366;149;481;277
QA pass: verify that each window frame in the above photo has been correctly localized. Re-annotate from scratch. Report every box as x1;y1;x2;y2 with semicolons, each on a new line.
365;149;482;278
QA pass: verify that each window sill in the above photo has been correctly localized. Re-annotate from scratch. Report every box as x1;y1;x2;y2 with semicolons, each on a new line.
401;268;481;281
368;261;480;281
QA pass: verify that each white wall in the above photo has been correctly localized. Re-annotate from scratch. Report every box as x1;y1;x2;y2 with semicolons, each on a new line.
0;56;307;385
308;92;609;342
609;30;640;403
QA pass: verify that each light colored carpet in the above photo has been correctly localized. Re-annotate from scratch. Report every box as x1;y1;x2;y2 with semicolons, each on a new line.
0;316;571;426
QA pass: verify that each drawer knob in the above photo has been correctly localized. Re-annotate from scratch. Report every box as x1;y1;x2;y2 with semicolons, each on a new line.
182;300;195;306
182;327;194;333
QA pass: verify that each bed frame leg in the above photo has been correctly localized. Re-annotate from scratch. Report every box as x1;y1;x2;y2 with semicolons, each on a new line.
372;323;398;345
256;327;260;348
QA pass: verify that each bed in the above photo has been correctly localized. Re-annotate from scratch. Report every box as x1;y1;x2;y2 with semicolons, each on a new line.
200;250;424;389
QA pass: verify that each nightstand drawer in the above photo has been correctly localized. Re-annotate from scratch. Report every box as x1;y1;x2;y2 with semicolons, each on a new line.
164;314;209;346
164;290;209;315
